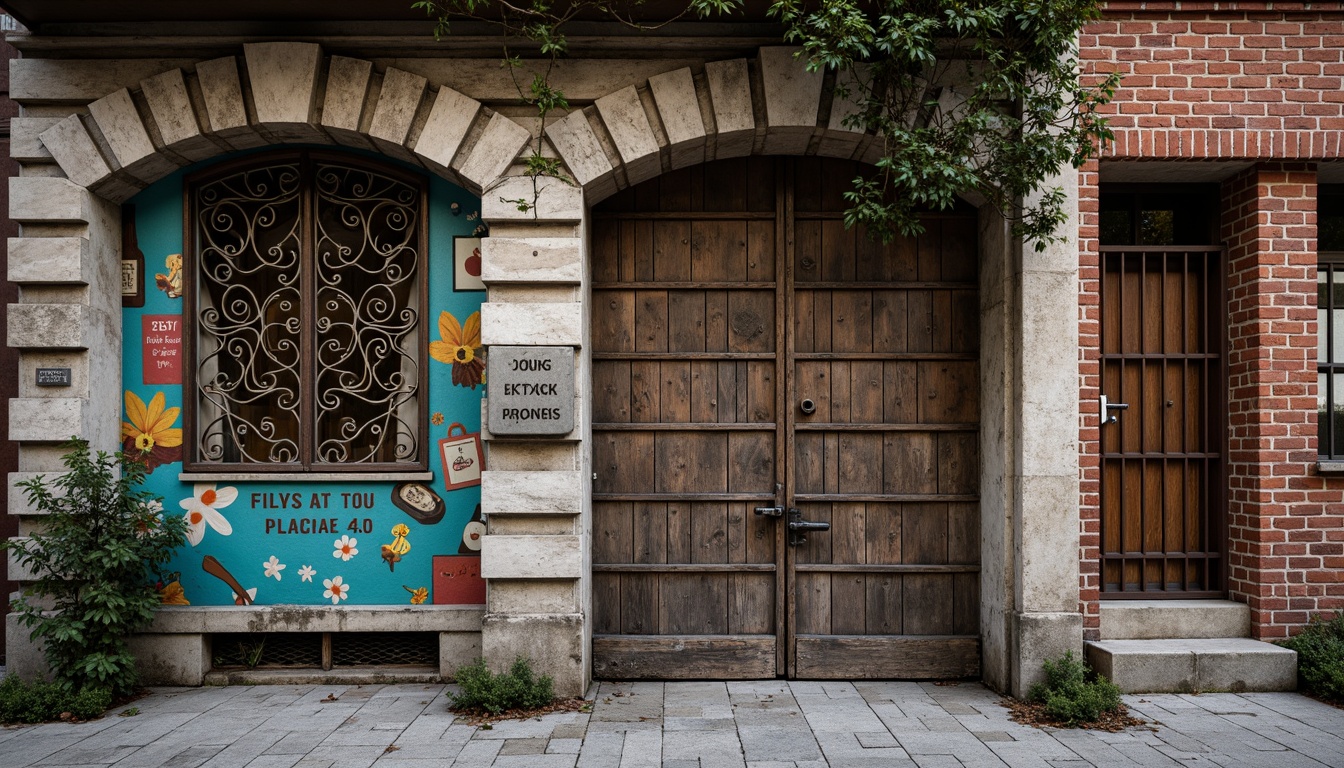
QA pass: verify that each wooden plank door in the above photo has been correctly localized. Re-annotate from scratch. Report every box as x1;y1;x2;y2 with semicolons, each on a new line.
1099;247;1225;597
591;158;784;678
590;157;981;679
787;158;981;679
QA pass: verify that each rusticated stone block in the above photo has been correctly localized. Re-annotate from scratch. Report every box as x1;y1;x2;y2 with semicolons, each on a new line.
480;237;581;284
480;302;582;347
8;237;90;285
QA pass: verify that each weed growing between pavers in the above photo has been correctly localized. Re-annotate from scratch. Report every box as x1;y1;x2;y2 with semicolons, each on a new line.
449;657;591;723
1280;613;1344;703
1005;651;1144;731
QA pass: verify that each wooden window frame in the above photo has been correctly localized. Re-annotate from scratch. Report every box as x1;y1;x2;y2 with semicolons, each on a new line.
182;150;430;475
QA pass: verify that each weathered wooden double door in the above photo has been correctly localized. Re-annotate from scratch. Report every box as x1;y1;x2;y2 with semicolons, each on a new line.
591;158;981;679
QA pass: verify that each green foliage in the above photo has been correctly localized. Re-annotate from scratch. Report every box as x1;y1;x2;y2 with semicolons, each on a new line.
1028;651;1122;726
772;0;1119;250
2;440;188;698
1280;613;1344;701
450;657;556;714
411;0;1114;250
0;675;113;723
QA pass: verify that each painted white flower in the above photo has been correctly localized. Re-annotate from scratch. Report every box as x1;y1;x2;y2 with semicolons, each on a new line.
263;556;285;581
322;576;349;604
333;535;358;562
146;500;164;515
298;565;316;583
178;483;236;546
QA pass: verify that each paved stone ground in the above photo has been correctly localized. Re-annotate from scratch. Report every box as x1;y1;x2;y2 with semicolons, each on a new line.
3;680;1343;767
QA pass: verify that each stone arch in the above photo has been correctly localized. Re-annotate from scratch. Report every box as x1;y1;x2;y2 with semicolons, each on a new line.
543;46;883;203
37;42;532;202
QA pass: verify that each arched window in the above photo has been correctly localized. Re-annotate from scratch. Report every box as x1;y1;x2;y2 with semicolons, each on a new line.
184;151;427;471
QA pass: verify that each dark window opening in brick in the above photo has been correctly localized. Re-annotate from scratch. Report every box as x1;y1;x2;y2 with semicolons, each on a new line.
1099;185;1220;247
184;150;429;473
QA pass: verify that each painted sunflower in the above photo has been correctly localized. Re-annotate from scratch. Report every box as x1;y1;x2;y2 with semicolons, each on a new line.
121;391;183;472
430;310;485;389
404;585;429;605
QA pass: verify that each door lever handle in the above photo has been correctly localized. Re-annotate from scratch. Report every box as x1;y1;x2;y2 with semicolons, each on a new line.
754;506;784;518
1100;395;1129;424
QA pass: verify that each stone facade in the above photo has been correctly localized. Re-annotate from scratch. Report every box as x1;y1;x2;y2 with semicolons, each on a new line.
1;1;1336;698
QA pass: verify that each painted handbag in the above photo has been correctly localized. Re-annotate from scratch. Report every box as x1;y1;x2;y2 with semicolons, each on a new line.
439;422;484;492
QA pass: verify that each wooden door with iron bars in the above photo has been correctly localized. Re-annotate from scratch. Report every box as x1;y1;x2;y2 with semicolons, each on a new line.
590;158;981;679
1098;246;1226;597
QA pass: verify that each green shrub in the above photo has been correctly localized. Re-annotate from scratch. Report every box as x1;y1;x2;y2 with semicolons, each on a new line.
450;657;555;715
1028;651;1123;726
2;440;188;698
0;675;112;723
1280;613;1344;701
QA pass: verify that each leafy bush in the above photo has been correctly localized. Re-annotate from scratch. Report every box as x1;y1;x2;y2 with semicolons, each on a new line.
1280;613;1344;701
0;675;112;723
450;657;555;715
2;440;188;698
1028;651;1123;726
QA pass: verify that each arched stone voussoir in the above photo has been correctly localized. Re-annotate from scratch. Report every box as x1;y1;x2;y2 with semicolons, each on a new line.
542;47;893;206
37;43;506;203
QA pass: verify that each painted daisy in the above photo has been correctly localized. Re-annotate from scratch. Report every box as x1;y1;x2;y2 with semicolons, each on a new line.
179;483;236;546
322;576;349;604
298;565;316;583
262;556;285;581
333;535;358;561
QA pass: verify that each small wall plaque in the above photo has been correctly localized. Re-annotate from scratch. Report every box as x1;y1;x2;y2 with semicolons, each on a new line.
36;368;72;387
487;346;575;436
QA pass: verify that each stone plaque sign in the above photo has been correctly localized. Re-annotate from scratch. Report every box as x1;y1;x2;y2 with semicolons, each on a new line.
487;346;575;435
36;368;72;387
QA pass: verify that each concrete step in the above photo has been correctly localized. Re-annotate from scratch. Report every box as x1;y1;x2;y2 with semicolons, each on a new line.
1099;600;1250;640
1085;638;1296;694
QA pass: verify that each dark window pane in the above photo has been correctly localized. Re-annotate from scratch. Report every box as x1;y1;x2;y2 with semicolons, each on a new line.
1139;209;1175;245
1100;209;1131;245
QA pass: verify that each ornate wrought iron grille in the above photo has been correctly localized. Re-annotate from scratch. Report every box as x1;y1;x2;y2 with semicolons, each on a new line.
188;152;427;471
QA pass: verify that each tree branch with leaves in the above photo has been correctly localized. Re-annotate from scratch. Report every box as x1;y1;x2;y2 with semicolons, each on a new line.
414;0;1117;247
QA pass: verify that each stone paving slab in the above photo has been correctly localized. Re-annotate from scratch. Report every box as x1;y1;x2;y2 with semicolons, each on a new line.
2;681;1344;767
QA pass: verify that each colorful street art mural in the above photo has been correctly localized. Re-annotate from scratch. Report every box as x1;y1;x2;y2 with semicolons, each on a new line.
121;156;487;608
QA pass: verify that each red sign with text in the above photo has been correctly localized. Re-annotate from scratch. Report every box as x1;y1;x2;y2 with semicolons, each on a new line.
142;315;183;384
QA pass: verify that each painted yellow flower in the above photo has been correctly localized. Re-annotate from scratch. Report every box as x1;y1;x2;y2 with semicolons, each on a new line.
431;412;444;426
430;311;485;389
158;581;189;605
404;585;429;605
121;391;182;472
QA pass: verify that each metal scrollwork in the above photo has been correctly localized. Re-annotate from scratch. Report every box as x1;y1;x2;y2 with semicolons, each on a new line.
192;156;422;467
313;163;420;464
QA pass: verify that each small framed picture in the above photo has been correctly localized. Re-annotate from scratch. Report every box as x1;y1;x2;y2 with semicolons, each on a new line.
454;236;485;291
439;423;484;491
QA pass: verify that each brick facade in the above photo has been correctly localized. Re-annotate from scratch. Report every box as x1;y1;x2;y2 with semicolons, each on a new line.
1079;4;1344;639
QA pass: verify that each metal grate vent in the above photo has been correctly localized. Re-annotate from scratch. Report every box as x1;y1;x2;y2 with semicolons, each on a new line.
212;632;322;668
211;632;437;670
332;632;437;667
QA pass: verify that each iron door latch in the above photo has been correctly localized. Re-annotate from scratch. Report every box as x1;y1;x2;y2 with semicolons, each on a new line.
755;506;830;545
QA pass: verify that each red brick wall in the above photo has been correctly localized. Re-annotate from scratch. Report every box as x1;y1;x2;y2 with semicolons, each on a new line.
1220;164;1344;639
1078;7;1344;639
1081;9;1344;161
